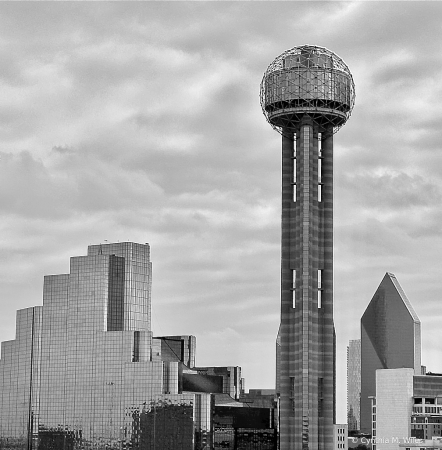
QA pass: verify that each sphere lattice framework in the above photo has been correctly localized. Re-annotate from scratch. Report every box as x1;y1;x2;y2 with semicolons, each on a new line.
260;44;355;134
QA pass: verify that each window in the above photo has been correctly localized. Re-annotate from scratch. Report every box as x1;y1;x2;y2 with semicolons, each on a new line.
318;377;323;417
318;133;322;202
132;331;140;362
292;270;296;308
290;377;295;413
293;133;297;202
318;270;323;308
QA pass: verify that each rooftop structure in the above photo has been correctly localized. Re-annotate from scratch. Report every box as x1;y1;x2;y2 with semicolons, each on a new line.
260;44;355;134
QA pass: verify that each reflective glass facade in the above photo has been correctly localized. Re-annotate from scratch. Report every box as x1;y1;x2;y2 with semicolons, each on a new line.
0;242;211;450
347;339;361;432
0;307;42;449
213;406;277;450
360;273;421;433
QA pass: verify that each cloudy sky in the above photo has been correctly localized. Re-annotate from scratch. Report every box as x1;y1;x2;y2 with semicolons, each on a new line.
1;1;442;422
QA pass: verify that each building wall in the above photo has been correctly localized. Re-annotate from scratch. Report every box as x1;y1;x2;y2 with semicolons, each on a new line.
193;366;242;400
375;368;414;450
88;242;152;332
240;389;277;409
411;415;442;439
279;126;335;450
133;393;213;450
360;273;421;433
37;244;164;443
414;375;442;397
0;242;214;450
347;339;361;432
155;335;196;367
276;326;281;395
411;375;442;440
334;424;348;450
0;307;42;449
213;405;277;450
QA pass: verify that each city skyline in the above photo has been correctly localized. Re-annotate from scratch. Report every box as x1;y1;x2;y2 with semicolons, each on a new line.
1;2;442;424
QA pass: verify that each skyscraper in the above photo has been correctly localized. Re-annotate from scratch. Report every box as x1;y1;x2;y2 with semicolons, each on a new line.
347;339;361;432
260;45;355;450
360;272;421;433
0;242;214;449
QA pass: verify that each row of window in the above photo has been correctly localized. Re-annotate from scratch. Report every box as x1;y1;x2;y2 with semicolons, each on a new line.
413;406;442;414
291;269;323;309
291;132;324;203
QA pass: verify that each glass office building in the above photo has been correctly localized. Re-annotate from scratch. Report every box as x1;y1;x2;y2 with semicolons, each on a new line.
0;241;278;450
0;242;212;450
360;272;421;434
0;306;42;449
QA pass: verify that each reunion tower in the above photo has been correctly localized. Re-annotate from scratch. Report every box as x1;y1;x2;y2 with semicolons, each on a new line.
260;45;355;450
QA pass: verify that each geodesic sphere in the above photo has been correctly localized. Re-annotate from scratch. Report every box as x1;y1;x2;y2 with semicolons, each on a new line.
260;45;355;134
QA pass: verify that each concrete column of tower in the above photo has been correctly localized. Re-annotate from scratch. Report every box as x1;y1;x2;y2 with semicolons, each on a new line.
320;129;335;448
279;126;295;450
280;121;332;450
298;122;317;450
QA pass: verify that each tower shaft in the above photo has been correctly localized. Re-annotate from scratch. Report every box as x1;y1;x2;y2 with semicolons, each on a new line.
279;123;335;450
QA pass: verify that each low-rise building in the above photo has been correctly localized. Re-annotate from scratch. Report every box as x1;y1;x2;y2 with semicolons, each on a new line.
334;424;348;450
370;369;442;450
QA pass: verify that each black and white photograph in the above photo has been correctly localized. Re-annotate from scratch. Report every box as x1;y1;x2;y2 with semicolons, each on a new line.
0;2;441;449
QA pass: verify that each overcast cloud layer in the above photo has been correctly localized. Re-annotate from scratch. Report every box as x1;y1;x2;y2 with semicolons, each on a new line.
1;2;442;422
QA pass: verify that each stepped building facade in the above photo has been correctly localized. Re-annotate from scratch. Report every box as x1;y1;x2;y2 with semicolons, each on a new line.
0;242;277;450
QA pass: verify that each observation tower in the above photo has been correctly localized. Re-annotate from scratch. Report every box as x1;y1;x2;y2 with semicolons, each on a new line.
260;45;355;450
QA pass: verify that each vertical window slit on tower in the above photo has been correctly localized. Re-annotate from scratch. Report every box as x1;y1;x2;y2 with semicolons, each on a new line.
318;377;324;417
292;269;296;308
293;133;297;202
133;331;140;362
318;132;322;202
290;376;295;413
318;269;323;308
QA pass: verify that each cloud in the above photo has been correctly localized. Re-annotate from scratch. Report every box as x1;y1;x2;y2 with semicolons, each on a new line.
342;169;441;211
2;1;442;423
0;150;164;219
